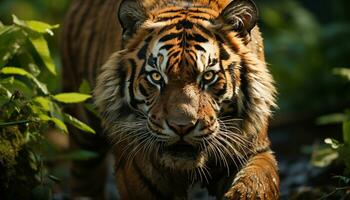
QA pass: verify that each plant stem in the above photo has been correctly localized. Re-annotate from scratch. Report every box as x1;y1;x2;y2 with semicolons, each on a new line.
0;120;31;127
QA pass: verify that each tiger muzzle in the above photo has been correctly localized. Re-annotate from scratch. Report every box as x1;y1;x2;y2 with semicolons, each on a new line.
166;119;198;136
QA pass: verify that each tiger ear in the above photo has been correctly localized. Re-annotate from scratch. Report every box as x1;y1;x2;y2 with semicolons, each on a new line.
219;0;258;36
118;0;147;41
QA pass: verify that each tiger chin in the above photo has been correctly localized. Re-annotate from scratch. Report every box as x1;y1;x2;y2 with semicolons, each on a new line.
93;0;279;199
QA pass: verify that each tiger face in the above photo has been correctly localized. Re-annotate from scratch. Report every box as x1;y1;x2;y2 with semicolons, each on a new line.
140;28;234;169
95;0;276;172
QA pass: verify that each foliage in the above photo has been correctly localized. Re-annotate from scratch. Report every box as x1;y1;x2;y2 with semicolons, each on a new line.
260;0;350;114
0;0;69;25
0;16;96;199
311;69;350;198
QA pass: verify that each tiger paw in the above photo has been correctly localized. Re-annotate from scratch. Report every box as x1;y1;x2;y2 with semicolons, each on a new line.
224;173;279;200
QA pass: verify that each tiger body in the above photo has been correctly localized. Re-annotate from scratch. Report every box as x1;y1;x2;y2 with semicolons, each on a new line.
62;0;279;199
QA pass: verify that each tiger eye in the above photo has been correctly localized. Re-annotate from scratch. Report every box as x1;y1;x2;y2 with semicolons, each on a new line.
151;72;162;82
203;71;214;81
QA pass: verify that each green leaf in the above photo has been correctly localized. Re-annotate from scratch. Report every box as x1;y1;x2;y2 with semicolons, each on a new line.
316;113;346;125
26;21;59;35
343;121;350;144
34;97;52;111
0;94;10;107
38;114;51;121
311;146;339;168
13;15;59;35
28;63;41;77
30;101;46;116
79;79;91;94
0;25;24;67
12;15;57;75
53;93;91;104
324;138;340;149
1;67;27;75
1;77;34;98
48;175;61;183
12;15;27;27
333;175;350;185
334;68;350;80
0;83;12;98
1;67;28;76
51;117;68;133
49;102;64;121
16;51;41;77
0;24;17;36
1;67;48;94
0;76;14;84
12;15;58;75
63;113;95;134
28;33;57;75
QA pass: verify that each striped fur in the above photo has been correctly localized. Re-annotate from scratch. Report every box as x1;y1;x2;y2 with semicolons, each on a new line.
62;0;279;199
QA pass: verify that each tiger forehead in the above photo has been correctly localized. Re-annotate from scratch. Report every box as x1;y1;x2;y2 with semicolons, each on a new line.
147;19;219;76
150;6;220;22
143;0;231;11
138;5;224;77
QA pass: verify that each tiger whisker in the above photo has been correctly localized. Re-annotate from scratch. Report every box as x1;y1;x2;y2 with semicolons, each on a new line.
215;134;247;168
125;133;150;169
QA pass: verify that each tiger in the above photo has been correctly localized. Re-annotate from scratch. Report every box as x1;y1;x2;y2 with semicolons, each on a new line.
61;0;279;199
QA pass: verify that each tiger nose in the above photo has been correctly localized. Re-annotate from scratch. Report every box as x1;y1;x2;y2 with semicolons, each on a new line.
167;120;197;136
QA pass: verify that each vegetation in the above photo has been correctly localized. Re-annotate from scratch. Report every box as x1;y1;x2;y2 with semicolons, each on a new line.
0;16;95;199
312;69;350;199
260;0;350;115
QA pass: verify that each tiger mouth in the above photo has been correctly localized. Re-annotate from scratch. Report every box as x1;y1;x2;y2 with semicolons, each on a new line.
163;142;201;159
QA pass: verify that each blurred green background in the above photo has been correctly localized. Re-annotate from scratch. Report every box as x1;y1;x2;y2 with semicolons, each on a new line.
260;0;350;119
1;0;350;199
0;0;69;24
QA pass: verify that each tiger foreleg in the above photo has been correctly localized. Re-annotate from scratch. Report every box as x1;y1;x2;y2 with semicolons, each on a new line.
224;151;279;200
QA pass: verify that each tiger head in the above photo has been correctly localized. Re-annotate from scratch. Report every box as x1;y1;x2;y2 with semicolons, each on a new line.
95;0;276;172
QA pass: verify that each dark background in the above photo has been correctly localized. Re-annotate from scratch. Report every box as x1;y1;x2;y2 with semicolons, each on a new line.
1;0;349;199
